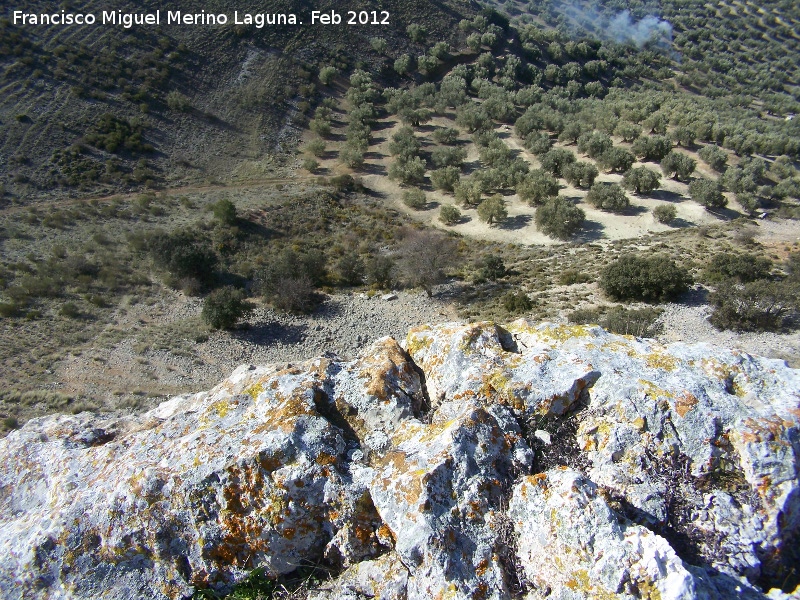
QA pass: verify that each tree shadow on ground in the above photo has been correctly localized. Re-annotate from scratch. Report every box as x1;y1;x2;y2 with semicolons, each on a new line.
232;321;308;345
360;163;387;176
499;214;532;230
650;189;684;202
573;220;605;242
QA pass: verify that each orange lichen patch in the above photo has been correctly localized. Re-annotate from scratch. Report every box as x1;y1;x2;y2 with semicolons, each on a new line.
315;452;337;466
377;523;395;544
740;416;790;443
757;476;773;499
674;392;699;418
644;351;679;372
532;473;548;490
282;527;296;540
357;338;417;403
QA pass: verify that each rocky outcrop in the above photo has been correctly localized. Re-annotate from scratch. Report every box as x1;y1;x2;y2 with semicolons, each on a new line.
1;320;799;599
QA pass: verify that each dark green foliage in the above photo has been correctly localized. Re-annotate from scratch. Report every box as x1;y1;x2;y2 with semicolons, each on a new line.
146;230;218;286
653;204;677;224
84;114;152;154
710;280;797;332
502;291;533;314
632;135;673;162
257;249;325;313
366;255;395;289
698;145;728;172
477;255;506;280
59;302;81;319
211;199;237;225
454;177;485;207
388;126;420;160
477;195;507;225
569;306;664;337
402;188;427;210
439;204;462;225
577;131;612;159
563;162;598;189
335;252;365;286
704;253;772;283
388;156;426;185
689;178;727;209
517;170;559;205
535;197;585;240
430;167;460;192
432;127;460;145
661;152;697;182
539;148;576;178
431;146;466;169
597;147;635;173
623;167;661;195
586;182;629;212
523;132;553;155
201;286;253;330
601;255;692;302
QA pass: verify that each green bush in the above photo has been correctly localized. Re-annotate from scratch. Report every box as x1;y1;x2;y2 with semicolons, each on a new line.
439;204;462;225
653;204;677;224
563;162;598;189
709;280;797;332
432;127;460;145
623;167;661;195
704;253;772;283
302;157;319;173
430;167;460;192
539;148;576;178
690;178;727;209
503;291;533;314
201;286;253;330
535;196;585;240
586;182;629;212
698;145;728;172
319;66;338;85
661;151;696;181
211;199;237;225
477;255;506;280
516;169;559;205
305;139;326;157
477;195;507;225
335;252;365;286
600;255;691;302
402;188;427;210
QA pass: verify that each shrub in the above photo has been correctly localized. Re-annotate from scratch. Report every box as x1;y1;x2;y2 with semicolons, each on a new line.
406;23;426;43
597;147;635;173
454;177;485;207
432;127;460;145
477;195;507;225
586;182;629;212
431;146;466;169
302;157;319;173
709;280;797;332
201;286;253;330
366;255;395;289
577;131;612;158
698;145;728;172
402;188;427;210
339;146;365;170
477;255;506;280
690;178;727;209
398;230;459;296
166;91;190;112
305;139;326;157
558;269;591;285
600;255;691;302
388;156;426;185
653;204;677;224
536;196;585;240
704;253;772;283
540;148;576;177
517;170;559;205
211;199;237;225
439;204;462;225
503;291;533;314
632;135;673;161
394;54;412;75
563;162;598;189
661;152;696;181
431;167;460;192
623;167;661;195
147;230;218;286
319;66;338;85
335;252;365;286
569;306;664;337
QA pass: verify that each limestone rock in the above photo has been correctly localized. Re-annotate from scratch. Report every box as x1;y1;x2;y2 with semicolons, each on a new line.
0;321;798;599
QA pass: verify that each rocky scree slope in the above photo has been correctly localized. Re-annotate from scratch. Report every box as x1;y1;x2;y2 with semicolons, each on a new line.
0;320;799;599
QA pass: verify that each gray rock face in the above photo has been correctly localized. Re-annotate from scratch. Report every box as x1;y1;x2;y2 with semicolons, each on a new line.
1;321;798;599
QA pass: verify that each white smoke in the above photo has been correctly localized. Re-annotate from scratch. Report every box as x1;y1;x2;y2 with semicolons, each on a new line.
607;10;673;47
